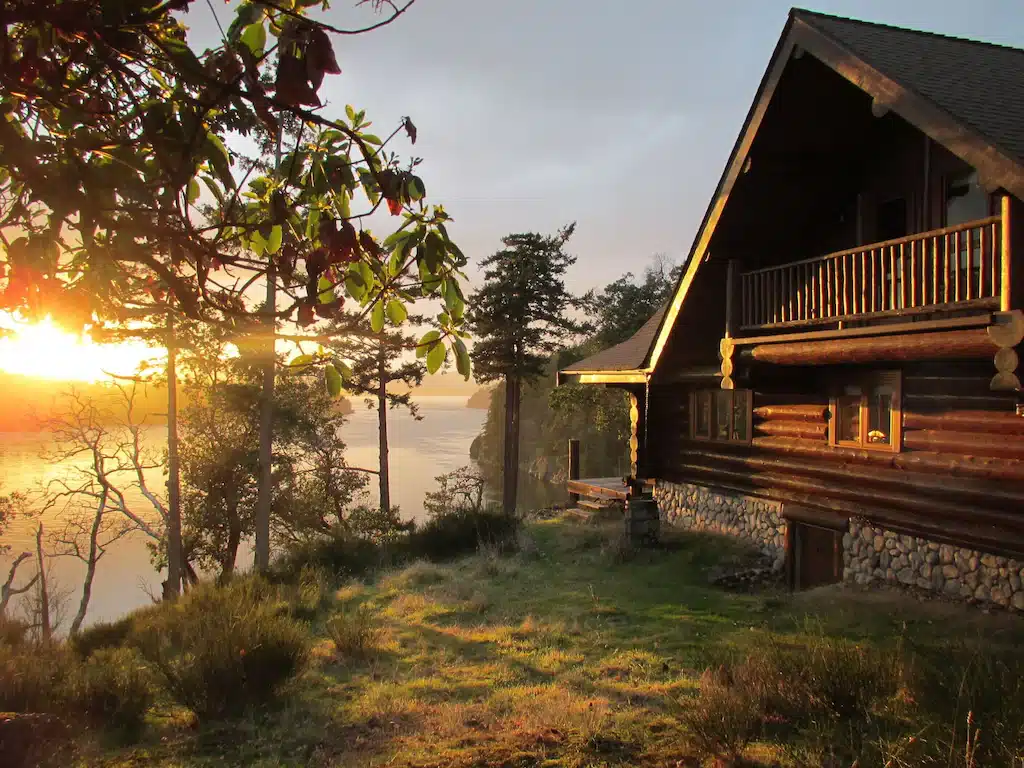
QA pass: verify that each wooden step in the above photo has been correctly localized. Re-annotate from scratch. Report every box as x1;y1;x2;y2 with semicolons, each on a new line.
578;499;614;510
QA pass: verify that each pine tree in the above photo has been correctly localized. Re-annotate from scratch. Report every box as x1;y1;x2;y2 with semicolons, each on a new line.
468;225;587;514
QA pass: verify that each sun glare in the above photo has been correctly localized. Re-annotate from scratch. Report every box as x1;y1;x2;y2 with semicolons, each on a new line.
0;316;162;383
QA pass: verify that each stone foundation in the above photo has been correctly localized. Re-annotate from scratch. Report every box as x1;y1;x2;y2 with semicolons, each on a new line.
844;520;1024;610
655;481;786;571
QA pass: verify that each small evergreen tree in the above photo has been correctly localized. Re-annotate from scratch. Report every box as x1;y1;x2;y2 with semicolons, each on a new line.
330;312;426;514
468;225;587;514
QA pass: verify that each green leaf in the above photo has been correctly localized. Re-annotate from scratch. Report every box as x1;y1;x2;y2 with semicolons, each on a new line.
345;264;367;302
306;207;321;241
383;228;413;249
318;275;334;304
288;354;315;368
335;191;351;219
251;230;267;257
266;224;283;255
426;340;447;375
416;330;441;359
345;104;357;123
361;134;382;146
386;299;407;325
370;301;385;333
186;178;200;203
325;365;343;398
454;337;471;379
240;22;267;55
333;360;353;380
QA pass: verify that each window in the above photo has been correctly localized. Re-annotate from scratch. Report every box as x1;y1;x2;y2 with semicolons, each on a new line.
690;389;751;444
829;372;901;451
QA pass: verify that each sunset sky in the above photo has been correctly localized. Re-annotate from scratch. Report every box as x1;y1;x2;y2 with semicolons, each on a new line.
2;0;1022;383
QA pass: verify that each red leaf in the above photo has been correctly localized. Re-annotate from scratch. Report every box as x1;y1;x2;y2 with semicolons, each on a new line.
386;197;403;216
403;117;417;145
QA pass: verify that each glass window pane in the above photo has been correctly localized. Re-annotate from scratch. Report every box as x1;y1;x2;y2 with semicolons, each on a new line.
695;392;711;437
714;391;730;441
867;387;893;445
836;395;860;443
731;390;749;441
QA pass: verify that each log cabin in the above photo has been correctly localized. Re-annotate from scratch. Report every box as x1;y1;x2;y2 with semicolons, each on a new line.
558;9;1024;607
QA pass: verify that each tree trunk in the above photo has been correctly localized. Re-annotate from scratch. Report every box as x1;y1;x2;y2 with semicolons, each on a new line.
222;508;242;583
165;317;182;599
35;525;50;643
0;553;35;616
502;376;521;515
255;276;275;572
70;489;108;635
377;340;391;513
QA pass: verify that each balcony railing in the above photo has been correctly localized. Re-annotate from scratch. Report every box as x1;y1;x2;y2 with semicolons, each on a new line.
739;215;1004;330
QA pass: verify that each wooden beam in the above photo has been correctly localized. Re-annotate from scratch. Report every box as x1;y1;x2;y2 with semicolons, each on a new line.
731;313;992;347
741;327;999;366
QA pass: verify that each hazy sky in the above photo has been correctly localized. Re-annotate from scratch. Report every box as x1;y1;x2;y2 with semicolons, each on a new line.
188;0;1024;295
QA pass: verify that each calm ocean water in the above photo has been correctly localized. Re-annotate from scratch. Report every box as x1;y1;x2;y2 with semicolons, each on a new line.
0;396;486;627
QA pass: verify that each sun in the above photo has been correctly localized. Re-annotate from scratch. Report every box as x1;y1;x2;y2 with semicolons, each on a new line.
0;316;162;382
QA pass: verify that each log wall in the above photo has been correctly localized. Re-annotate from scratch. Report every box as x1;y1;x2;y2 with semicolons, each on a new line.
648;360;1024;556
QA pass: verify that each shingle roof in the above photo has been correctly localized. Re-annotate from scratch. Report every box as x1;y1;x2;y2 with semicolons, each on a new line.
561;304;666;373
795;8;1024;166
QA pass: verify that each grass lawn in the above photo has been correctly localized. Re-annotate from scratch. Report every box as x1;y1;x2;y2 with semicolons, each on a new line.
82;516;1024;767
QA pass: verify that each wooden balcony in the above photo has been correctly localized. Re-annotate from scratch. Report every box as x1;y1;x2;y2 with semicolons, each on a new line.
738;214;1008;331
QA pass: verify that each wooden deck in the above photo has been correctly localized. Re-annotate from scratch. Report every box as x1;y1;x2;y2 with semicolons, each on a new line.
567;477;654;501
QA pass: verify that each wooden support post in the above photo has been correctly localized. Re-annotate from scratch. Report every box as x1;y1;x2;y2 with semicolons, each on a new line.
1002;194;1023;312
568;439;580;505
628;395;640;477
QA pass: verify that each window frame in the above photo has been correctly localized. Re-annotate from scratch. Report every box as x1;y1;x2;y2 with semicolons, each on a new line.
828;371;902;453
689;388;752;445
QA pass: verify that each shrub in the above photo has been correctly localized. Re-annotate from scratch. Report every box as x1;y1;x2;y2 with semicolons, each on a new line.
72;647;153;734
275;528;384;582
408;506;519;562
326;603;379;659
0;614;28;647
0;643;72;713
70;615;136;658
131;577;309;721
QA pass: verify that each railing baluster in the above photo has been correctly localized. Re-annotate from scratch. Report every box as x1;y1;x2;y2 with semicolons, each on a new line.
900;242;907;309
944;234;951;303
792;266;801;322
967;229;974;300
987;222;995;301
932;236;940;306
913;240;921;307
980;224;989;298
953;232;961;302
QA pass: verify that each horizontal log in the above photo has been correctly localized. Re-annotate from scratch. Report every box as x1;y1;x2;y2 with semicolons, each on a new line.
753;420;827;440
902;375;996;398
666;468;1024;559
742;328;998;366
682;445;1024;514
903;410;1024;436
748;436;1024;483
752;404;828;422
672;462;1024;550
903;393;1016;412
752;392;829;407
903;429;1024;461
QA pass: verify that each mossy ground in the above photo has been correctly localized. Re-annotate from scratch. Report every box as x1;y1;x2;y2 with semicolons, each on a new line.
72;517;1024;767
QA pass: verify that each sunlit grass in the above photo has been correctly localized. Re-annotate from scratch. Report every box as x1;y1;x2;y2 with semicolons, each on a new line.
72;517;1024;767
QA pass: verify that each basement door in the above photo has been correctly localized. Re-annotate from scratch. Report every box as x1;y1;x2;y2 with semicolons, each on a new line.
792;522;842;590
